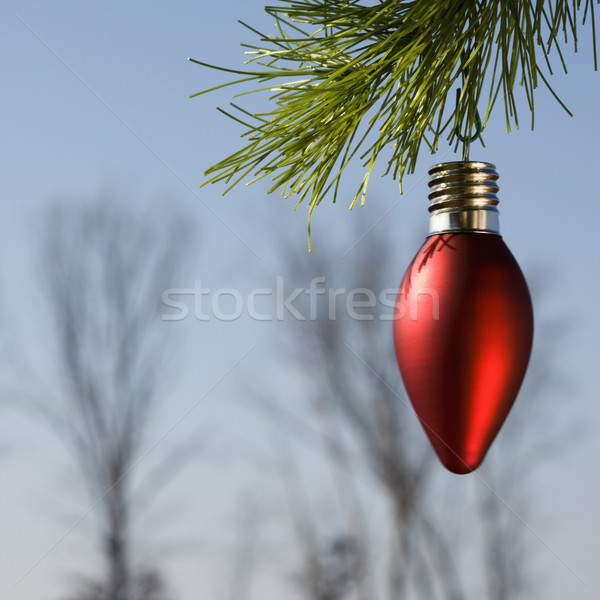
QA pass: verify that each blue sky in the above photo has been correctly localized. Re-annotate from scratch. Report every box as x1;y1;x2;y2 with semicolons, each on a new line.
1;2;600;599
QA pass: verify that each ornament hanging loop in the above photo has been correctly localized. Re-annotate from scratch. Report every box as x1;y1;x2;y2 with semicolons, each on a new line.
453;51;483;162
454;88;482;156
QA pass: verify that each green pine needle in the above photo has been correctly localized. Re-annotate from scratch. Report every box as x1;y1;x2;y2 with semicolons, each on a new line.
191;0;599;248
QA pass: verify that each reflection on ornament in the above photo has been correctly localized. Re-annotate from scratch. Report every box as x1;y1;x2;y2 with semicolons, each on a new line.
394;162;533;474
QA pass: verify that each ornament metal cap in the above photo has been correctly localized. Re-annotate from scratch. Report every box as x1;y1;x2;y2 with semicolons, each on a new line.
427;161;500;235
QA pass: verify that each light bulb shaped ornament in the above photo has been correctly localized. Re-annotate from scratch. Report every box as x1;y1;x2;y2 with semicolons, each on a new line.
394;162;533;474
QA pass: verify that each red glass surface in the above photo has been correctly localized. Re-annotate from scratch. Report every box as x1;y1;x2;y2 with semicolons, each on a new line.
394;233;534;474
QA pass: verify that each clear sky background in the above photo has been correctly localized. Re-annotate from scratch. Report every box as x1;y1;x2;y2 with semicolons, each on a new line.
1;2;600;600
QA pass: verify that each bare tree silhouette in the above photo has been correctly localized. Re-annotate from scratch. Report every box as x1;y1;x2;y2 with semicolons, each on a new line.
33;196;191;600
256;230;568;600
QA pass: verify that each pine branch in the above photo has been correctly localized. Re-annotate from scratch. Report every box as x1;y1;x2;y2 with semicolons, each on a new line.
191;0;599;248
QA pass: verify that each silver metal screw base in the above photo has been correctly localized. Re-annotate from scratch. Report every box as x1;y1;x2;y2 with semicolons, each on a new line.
427;161;501;235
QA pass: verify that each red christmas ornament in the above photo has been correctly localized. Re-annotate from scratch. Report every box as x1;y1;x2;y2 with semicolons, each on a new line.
394;162;533;474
